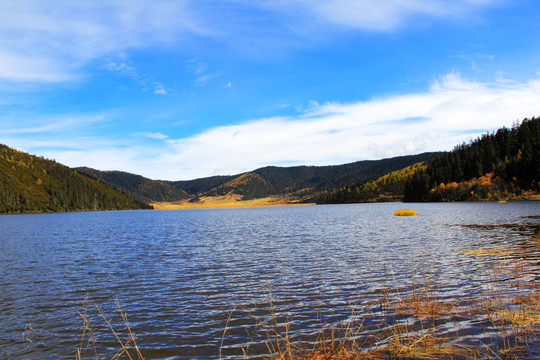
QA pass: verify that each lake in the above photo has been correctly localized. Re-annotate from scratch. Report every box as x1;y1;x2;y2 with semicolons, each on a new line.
1;202;539;359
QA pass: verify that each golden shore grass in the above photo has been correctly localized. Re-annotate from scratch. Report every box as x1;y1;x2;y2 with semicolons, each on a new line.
238;235;540;360
394;209;417;216
151;195;314;209
249;276;539;360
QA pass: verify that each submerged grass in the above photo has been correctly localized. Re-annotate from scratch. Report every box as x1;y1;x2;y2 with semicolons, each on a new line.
460;246;512;256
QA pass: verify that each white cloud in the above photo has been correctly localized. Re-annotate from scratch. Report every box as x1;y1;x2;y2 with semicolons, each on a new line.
0;51;74;83
140;132;168;140
101;61;137;75
48;147;153;174
153;82;167;95
101;60;168;94
255;0;498;32
149;73;539;180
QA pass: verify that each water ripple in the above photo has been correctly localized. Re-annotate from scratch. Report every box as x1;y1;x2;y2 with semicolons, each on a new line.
0;202;539;359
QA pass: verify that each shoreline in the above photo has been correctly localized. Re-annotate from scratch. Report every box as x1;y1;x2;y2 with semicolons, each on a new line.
152;193;540;210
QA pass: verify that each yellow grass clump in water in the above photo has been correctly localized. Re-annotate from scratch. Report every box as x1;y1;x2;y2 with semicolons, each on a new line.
461;246;511;256
394;209;417;216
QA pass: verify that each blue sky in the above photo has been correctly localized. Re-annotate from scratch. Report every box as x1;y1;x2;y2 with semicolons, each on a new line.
1;0;539;180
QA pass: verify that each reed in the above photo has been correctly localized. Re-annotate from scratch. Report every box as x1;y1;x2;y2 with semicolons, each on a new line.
76;297;145;360
237;255;539;359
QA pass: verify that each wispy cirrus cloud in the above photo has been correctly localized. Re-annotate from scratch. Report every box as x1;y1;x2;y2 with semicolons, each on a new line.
185;59;221;86
0;112;109;135
101;59;168;95
0;1;500;85
0;0;206;84
253;0;499;32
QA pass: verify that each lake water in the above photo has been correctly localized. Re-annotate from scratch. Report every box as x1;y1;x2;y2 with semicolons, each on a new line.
0;202;539;359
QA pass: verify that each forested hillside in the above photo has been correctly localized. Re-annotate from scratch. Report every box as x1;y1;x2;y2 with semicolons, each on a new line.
169;175;238;194
77;167;189;203
317;163;427;203
0;145;152;213
404;117;539;201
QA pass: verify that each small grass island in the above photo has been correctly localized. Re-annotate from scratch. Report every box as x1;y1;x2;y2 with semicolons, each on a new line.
394;209;417;216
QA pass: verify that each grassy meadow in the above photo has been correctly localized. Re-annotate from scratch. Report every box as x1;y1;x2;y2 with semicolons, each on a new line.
151;194;314;209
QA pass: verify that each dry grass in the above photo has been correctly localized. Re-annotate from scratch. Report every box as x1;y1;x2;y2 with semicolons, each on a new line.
152;195;314;209
74;264;538;360
241;281;538;360
76;297;145;360
234;250;540;360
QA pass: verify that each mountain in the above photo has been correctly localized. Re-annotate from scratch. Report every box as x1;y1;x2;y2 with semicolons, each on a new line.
78;152;443;203
0;145;152;213
199;153;443;200
77;167;189;203
404;117;540;202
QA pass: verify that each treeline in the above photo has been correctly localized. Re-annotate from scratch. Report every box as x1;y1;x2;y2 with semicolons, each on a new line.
0;145;152;213
404;117;540;201
317;163;426;204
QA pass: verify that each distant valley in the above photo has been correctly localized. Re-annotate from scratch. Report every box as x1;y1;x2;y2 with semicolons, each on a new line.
76;152;442;208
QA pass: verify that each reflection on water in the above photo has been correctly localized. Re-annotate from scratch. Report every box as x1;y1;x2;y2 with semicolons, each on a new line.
0;202;538;359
